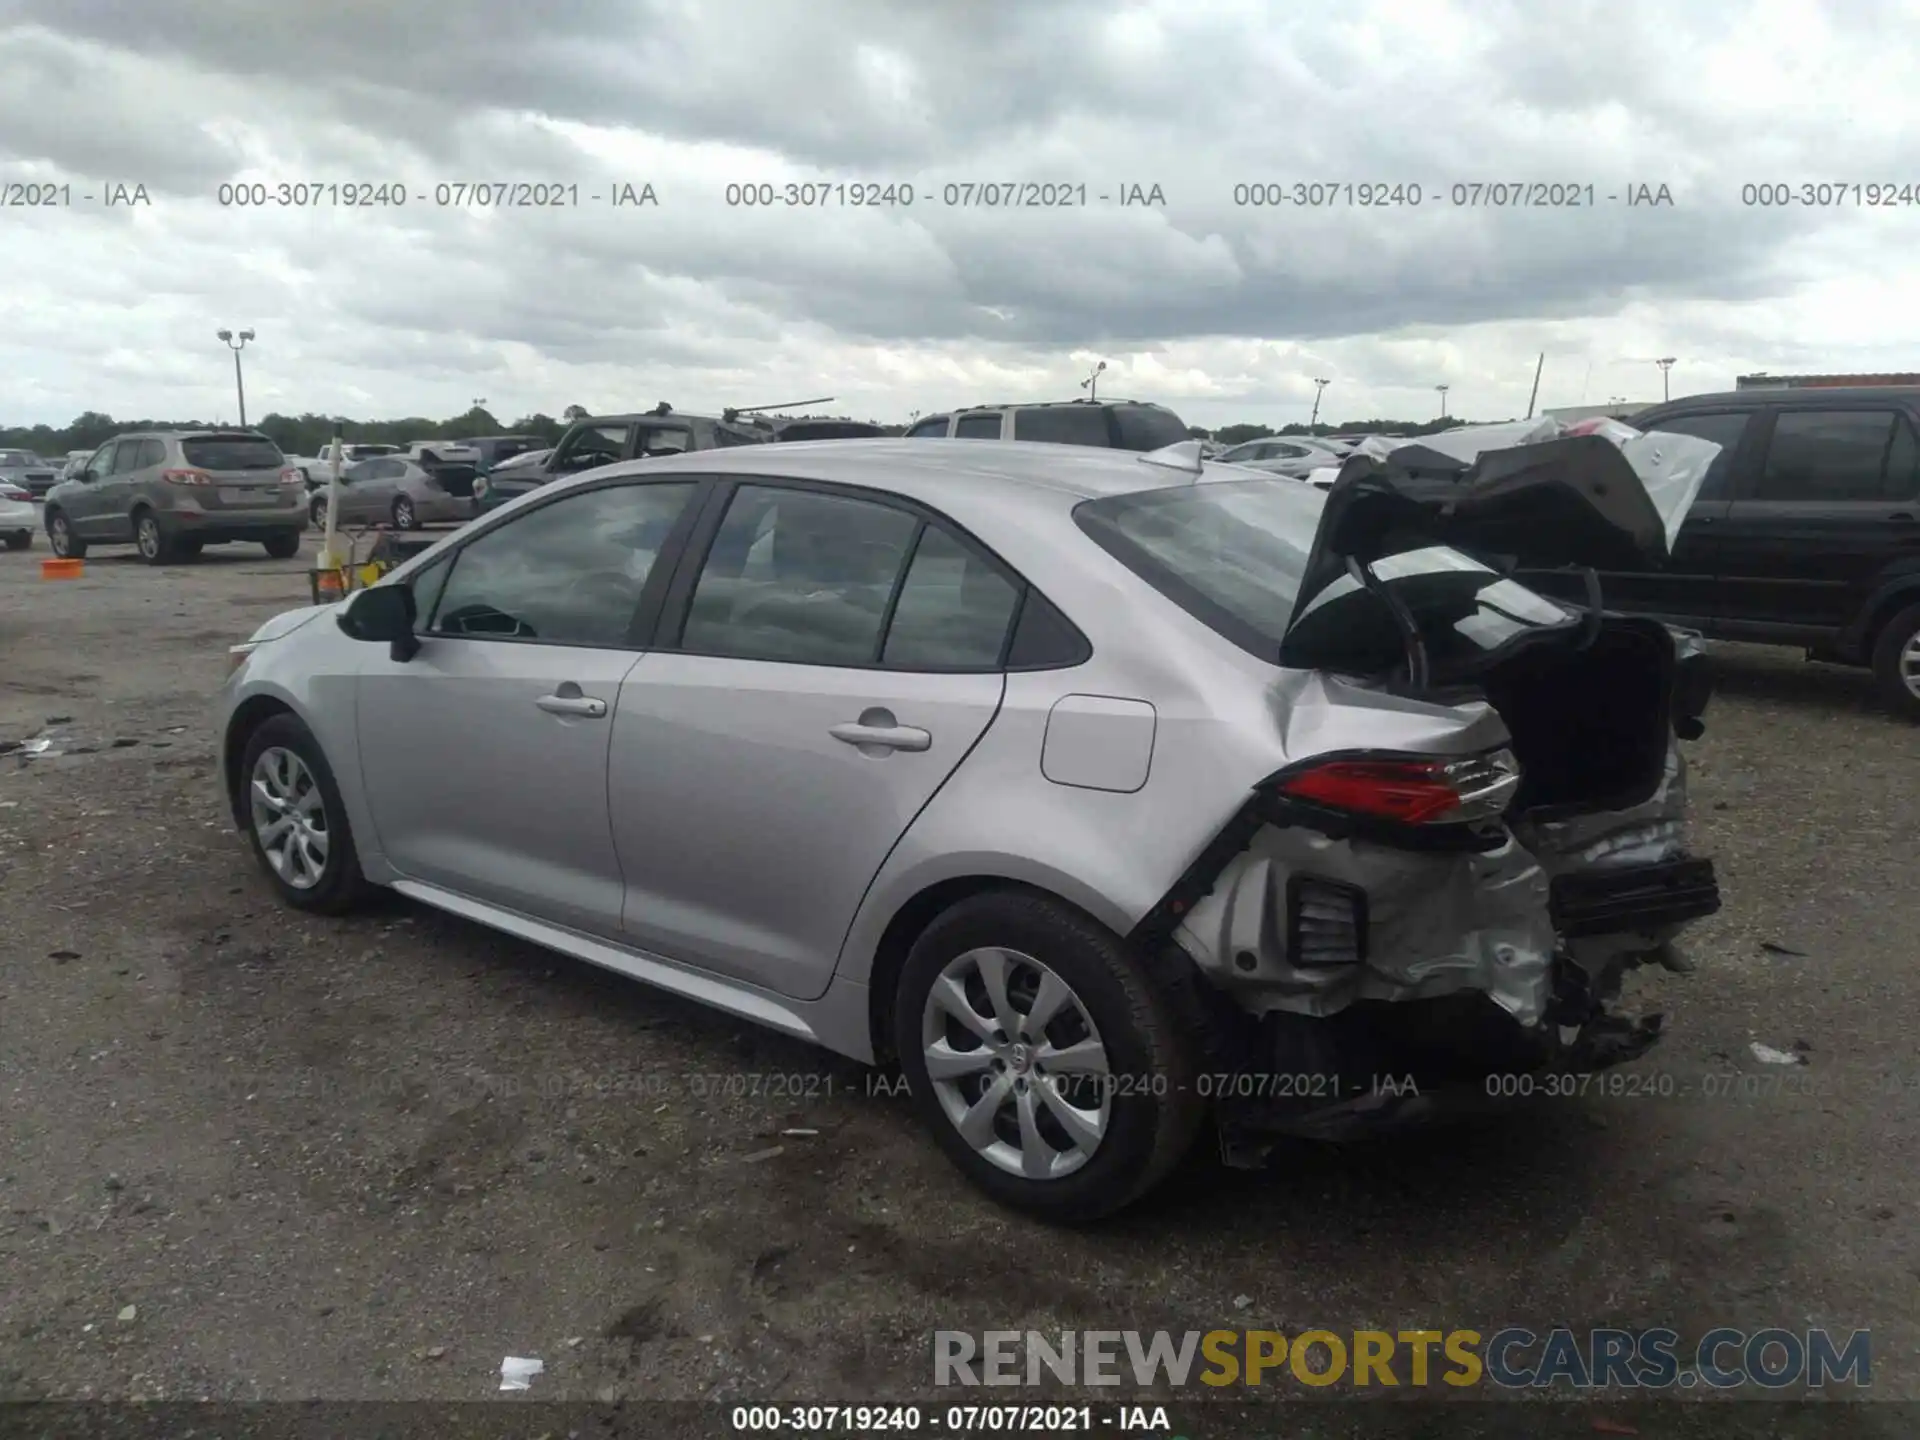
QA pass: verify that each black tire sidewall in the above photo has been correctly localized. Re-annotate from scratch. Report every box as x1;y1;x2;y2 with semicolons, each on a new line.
49;512;81;557
894;892;1197;1221
1871;602;1920;720
238;714;366;912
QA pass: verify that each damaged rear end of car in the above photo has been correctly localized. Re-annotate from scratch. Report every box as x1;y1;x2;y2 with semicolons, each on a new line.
1079;425;1726;1160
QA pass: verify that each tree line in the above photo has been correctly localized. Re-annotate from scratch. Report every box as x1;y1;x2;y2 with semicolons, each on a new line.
1;406;1486;458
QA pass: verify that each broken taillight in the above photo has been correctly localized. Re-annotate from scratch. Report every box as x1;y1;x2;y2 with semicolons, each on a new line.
1271;750;1522;827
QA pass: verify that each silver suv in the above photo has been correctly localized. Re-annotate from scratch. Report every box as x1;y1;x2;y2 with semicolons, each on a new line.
44;430;307;564
903;399;1190;449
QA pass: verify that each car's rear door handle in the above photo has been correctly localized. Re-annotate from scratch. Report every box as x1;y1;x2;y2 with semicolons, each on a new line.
830;716;931;751
535;682;607;718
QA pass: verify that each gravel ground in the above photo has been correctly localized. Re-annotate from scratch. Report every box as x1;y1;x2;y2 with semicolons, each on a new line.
1;536;1916;1428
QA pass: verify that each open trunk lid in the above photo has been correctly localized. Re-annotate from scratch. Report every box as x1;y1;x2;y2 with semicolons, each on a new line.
1280;420;1724;653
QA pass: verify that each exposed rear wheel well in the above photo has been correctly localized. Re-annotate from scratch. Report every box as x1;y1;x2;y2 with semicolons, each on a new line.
865;877;1092;1064
223;697;295;824
1865;589;1920;655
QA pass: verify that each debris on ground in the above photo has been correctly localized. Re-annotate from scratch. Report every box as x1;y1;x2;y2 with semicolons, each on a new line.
1760;941;1809;957
740;1146;784;1164
1750;1042;1803;1065
780;1128;819;1138
499;1355;543;1391
116;1305;136;1323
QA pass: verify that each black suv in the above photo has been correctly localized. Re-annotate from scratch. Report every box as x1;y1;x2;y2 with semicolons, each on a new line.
473;408;766;512
1519;387;1920;717
903;398;1190;449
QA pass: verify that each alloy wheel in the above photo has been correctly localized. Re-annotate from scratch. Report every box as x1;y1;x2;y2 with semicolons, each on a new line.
393;497;415;529
310;496;327;528
1901;631;1920;701
249;746;330;890
919;947;1111;1180
136;516;160;559
49;515;72;555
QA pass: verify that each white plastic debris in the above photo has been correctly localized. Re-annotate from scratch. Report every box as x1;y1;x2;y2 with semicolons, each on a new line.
117;1305;136;1322
499;1356;544;1391
780;1128;818;1138
1750;1042;1803;1066
1232;1294;1253;1310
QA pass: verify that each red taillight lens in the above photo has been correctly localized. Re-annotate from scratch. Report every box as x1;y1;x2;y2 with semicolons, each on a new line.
162;468;213;486
279;468;302;485
1274;750;1522;826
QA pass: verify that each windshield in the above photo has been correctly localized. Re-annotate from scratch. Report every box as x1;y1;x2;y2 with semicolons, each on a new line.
1075;476;1575;674
0;451;41;466
182;436;284;470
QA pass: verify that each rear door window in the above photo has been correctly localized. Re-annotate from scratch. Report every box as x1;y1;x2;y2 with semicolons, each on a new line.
678;485;920;665
1755;410;1905;501
1013;406;1112;446
636;424;694;457
181;436;283;470
953;413;1002;439
880;523;1022;669
137;439;167;468
905;416;950;438
110;442;146;474
556;424;633;471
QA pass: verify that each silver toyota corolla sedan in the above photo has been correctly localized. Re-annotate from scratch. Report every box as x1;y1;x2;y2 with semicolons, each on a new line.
218;431;1723;1220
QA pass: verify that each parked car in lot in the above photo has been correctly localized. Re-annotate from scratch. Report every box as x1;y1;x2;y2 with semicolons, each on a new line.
1511;388;1920;718
310;452;481;530
60;450;95;482
1;479;35;549
903;398;1191;450
0;449;60;499
757;416;888;442
1215;436;1350;475
294;443;402;486
219;430;1720;1219
458;435;546;475
44;430;306;563
472;407;767;513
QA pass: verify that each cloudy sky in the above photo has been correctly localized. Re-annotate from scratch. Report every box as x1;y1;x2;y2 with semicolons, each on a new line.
3;0;1918;430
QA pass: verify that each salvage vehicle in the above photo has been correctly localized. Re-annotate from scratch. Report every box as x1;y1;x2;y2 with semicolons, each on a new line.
45;431;306;563
1515;388;1920;719
472;406;767;513
0;479;35;549
218;430;1721;1220
310;452;480;530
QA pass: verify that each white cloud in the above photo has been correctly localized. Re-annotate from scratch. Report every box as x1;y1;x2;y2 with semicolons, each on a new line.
3;0;1917;429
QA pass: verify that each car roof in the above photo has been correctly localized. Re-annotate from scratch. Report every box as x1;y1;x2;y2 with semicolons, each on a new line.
567;437;1213;526
1647;387;1920;409
583;411;716;425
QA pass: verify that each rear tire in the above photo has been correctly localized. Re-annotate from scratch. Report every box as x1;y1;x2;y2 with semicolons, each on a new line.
1869;601;1920;721
238;713;376;914
4;531;28;551
894;891;1205;1222
392;496;417;530
46;510;85;558
309;495;328;528
134;510;182;565
262;532;301;559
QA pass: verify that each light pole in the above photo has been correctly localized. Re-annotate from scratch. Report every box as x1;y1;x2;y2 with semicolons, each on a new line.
1080;360;1106;402
1436;384;1450;419
1310;378;1330;427
1655;357;1675;402
217;328;255;427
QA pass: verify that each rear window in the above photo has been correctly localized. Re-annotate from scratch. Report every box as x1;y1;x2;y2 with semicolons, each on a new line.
0;451;39;466
1075;477;1572;673
1110;404;1191;451
776;421;885;441
1013;406;1112;446
181;436;284;470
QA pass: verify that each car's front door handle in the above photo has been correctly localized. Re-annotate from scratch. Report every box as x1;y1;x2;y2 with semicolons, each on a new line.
535;684;607;718
830;718;931;752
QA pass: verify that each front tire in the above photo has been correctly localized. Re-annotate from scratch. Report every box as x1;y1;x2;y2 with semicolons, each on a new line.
309;495;328;528
238;713;375;914
4;531;28;551
1870;601;1920;721
392;495;417;530
47;511;85;558
894;891;1204;1222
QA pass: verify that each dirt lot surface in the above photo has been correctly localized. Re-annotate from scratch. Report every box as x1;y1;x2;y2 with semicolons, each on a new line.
2;535;1917;1431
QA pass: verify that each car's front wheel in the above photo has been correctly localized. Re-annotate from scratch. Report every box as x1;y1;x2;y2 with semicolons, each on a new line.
894;891;1204;1221
238;713;375;913
392;495;417;530
1870;601;1920;721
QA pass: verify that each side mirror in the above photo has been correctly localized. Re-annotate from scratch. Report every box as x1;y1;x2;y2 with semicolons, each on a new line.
340;582;420;661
